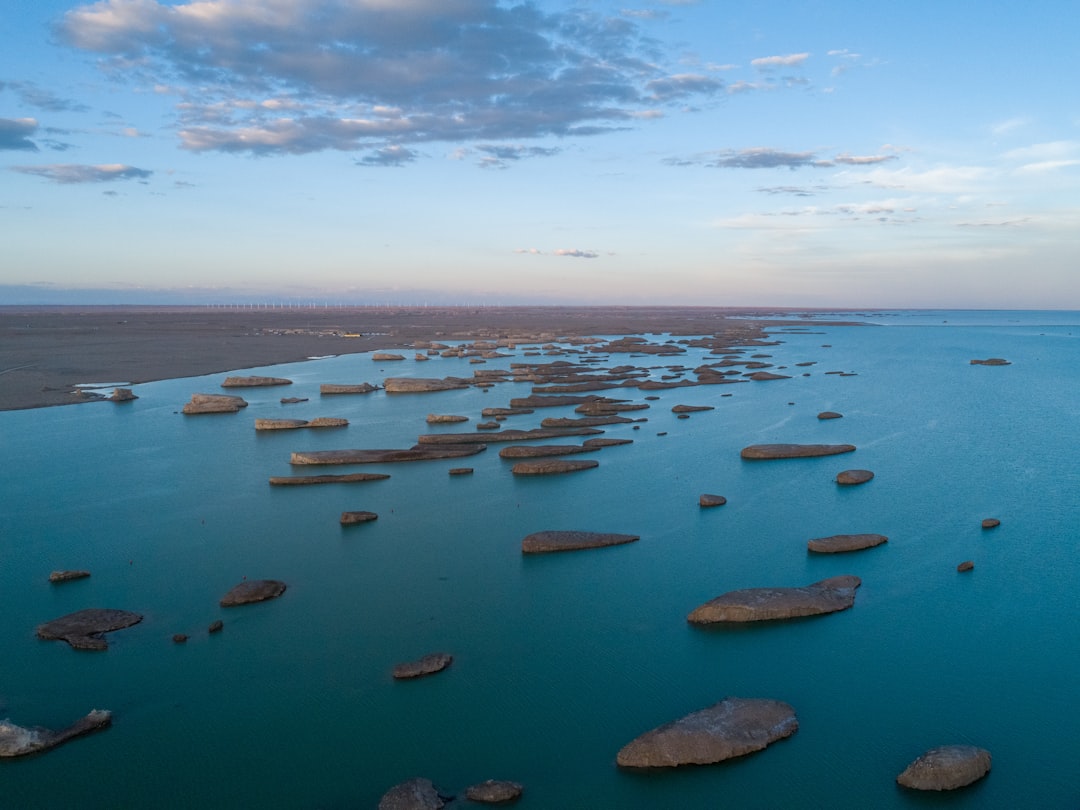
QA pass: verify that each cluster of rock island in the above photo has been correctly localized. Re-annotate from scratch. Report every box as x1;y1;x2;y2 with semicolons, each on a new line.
18;328;1012;806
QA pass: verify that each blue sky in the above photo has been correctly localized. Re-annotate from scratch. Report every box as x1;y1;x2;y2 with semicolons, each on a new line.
2;0;1078;307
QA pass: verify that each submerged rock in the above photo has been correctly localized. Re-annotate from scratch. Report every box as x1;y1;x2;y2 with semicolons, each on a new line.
48;570;90;583
897;745;991;790
511;459;599;475
221;375;292;387
807;533;887;553
465;780;524;804
616;697;798;768
378;777;447;810
392;652;453;680
448;467;473;475
36;608;143;650
741;443;856;459
522;530;639;554
182;393;248;414
688;576;860;624
836;469;874;485
219;579;286;607
0;709;112;758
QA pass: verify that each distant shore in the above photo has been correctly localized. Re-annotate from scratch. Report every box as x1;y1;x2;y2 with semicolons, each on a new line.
0;305;846;412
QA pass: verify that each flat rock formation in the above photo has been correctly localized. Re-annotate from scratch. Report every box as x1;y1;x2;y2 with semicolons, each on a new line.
417;427;602;445
817;411;843;419
672;404;714;413
270;472;391;485
615;697;798;768
747;371;791;380
511;459;599;475
699;494;727;507
982;518;1000;529
0;710;112;758
291;445;484;465
320;383;379;394
341;511;378;525
219;579;286;607
108;387;137;402
970;358;1010;365
182;393;248;414
540;415;643;428
957;560;974;572
254;417;348;430
509;394;602;408
583;437;632;448
36;608;144;650
522;530;639;553
741;443;856;459
221;375;292;387
378;778;447;810
426;413;469;423
575;401;649;415
807;533;887;553
465;780;524;804
836;469;874;485
384;377;470;393
897;745;992;790
688;576;861;624
372;352;405;361
482;407;534;417
392;652;453;679
280;397;308;404
448;467;473;475
499;444;594;459
49;570;90;583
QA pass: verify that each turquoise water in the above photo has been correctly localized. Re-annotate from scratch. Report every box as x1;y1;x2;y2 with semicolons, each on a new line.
1;312;1077;808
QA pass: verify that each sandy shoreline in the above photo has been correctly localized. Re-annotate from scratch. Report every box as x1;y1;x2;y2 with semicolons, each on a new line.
0;305;836;412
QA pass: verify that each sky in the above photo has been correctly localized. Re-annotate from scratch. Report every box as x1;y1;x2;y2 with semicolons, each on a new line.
2;0;1079;308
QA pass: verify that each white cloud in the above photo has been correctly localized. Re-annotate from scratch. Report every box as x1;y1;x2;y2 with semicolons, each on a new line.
751;53;810;69
10;163;153;183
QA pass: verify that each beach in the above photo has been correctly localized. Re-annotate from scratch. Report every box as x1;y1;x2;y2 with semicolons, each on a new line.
0;305;799;411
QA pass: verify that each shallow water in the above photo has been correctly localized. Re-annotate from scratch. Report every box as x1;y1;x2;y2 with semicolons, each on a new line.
1;311;1077;808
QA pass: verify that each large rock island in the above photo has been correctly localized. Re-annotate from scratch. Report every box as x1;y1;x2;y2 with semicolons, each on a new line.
688;576;860;623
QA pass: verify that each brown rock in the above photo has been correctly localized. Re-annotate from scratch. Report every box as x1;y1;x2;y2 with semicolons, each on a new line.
378;778;446;810
417;428;602;445
319;383;379;394
36;608;144;650
699;494;727;507
981;518;1000;529
172;633;189;643
384;377;470;393
290;446;484;464
687;576;860;624
182;393;248;414
448;467;473;475
221;375;292;387
672;404;714;413
269;472;391;485
741;443;856;459
616;697;798;768
511;459;599;475
280;397;308;404
0;709;112;758
522;530;639;553
499;444;593;459
372;352;405;361
836;469;874;485
208;620;224;633
817;411;843;419
219;579;286;607
807;533;887;553
340;511;378;525
747;371;791;380
540;415;643;427
897;745;991;790
48;570;90;583
254;417;348;430
426;413;469;423
465;780;524;804
957;560;974;572
970;358;1010;365
392;652;453;680
108;387;138;402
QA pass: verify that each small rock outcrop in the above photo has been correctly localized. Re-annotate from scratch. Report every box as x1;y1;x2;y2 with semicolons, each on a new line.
511;459;599;475
182;393;248;414
465;780;524;804
688;576;860;624
616;697;798;768
970;358;1010;366
499;444;593;459
378;777;447;810
807;534;887;553
836;469;874;485
280;397;308;404
269;472;391;485
817;411;843;419
108;387;138;402
254;417;348;430
340;511;378;525
221;376;292;387
372;353;406;361
741;443;856;459
392;652;453;680
290;446;484;465
896;745;991;790
417;428;601;445
426;414;469;424
0;710;112;758
208;620;224;634
448;468;473;475
320;383;379;395
747;371;791;381
219;579;286;607
48;570;90;583
36;609;144;650
699;494;727;507
957;560;975;572
982;518;1000;529
384;377;470;393
672;404;714;413
522;530;639;554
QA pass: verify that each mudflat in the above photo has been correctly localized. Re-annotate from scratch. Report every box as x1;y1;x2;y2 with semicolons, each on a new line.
0;305;810;411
